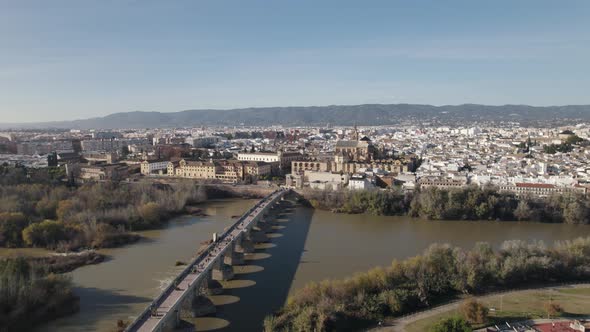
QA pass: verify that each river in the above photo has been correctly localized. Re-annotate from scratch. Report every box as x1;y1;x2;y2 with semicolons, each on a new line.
30;197;590;332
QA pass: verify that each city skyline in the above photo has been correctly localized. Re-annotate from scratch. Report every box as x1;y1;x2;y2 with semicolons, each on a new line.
1;0;590;122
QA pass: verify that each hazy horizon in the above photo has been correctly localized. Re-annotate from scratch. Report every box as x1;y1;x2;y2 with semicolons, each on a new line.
3;102;590;125
1;0;590;122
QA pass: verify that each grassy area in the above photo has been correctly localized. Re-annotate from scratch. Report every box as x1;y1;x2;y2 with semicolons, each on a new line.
405;288;590;332
405;311;459;332
557;287;590;297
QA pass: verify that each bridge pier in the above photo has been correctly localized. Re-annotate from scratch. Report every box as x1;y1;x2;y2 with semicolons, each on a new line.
250;229;268;243
181;293;216;318
224;244;244;265
235;234;255;254
212;258;234;281
255;220;273;233
206;279;224;295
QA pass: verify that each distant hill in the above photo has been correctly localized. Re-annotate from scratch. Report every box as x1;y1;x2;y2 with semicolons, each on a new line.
2;104;590;129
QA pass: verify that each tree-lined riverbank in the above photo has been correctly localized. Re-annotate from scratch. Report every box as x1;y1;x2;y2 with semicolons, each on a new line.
0;257;79;331
303;186;590;224
0;181;207;251
266;237;590;331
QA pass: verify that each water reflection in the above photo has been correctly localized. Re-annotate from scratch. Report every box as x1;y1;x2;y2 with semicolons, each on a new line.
43;287;152;332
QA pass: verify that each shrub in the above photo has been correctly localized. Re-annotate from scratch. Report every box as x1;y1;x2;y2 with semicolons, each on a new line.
22;220;67;248
544;302;564;318
460;298;488;324
430;316;471;332
0;212;28;247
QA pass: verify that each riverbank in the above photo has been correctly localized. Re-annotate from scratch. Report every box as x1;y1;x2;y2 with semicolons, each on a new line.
0;249;107;273
28;250;107;274
31;198;590;332
299;186;590;224
266;237;590;331
0;257;80;332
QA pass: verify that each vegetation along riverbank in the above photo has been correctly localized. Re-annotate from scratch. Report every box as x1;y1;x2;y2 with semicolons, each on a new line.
265;237;590;331
302;185;590;223
0;257;79;331
0;180;208;252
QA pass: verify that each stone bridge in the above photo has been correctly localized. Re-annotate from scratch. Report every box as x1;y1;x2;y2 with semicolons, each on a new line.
125;188;291;332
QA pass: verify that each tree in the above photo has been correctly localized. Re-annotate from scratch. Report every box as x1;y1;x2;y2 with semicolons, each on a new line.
565;134;584;145
514;200;532;221
137;202;161;226
0;213;28;247
430;316;471;332
56;200;75;222
35;196;58;219
460;298;489;324
563;200;589;224
22;220;66;248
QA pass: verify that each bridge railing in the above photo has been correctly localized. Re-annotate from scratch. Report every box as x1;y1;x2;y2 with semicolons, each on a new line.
125;189;287;332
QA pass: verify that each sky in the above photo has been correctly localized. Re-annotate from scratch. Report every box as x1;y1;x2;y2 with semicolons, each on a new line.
1;0;589;123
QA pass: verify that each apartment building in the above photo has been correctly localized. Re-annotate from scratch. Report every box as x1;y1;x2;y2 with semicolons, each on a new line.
167;159;271;183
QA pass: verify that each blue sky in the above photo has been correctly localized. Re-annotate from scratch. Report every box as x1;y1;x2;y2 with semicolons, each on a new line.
1;0;589;122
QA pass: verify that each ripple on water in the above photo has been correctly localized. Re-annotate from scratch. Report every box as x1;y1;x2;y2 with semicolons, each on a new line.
156;277;175;291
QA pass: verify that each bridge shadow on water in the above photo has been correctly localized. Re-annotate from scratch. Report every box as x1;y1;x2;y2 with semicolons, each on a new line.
194;196;314;332
37;287;152;332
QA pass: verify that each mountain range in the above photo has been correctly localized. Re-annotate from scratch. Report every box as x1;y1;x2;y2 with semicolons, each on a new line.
2;104;590;129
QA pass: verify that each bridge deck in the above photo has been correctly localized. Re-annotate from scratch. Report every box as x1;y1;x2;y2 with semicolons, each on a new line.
128;190;285;332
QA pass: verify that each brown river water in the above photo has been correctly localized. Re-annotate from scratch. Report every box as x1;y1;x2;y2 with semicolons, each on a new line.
6;197;589;332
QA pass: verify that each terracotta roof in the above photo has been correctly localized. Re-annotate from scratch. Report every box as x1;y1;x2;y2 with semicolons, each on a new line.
515;182;555;188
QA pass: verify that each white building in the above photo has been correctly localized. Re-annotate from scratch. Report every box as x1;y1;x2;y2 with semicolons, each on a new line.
186;136;220;148
237;151;301;168
306;171;350;190
348;174;375;190
237;152;280;163
140;160;169;175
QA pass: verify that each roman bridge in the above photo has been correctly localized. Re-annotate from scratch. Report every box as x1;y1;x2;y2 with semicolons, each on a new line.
125;188;292;332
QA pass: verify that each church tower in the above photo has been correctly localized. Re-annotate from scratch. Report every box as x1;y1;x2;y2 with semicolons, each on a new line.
353;124;359;141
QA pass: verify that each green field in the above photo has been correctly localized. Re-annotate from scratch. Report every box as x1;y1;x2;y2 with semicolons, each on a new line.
406;287;590;332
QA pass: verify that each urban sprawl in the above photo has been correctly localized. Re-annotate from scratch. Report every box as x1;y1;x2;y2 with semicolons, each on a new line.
1;123;589;197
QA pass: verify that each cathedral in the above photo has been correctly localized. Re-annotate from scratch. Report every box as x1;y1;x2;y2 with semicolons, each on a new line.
291;125;415;176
